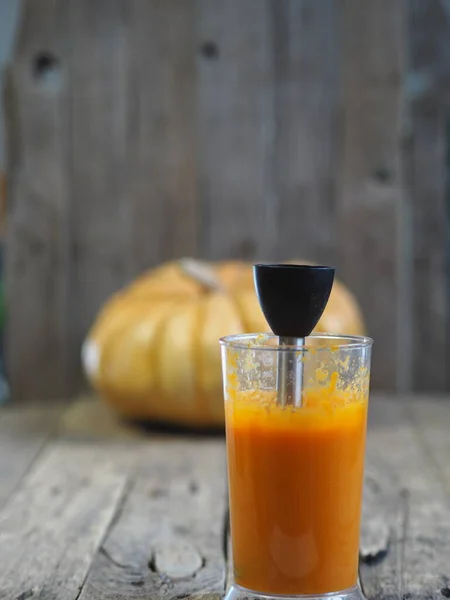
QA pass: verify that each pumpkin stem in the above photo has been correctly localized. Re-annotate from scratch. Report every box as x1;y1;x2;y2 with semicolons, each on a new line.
178;258;224;291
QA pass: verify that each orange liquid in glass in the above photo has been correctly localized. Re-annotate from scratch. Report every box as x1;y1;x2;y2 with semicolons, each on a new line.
225;389;367;596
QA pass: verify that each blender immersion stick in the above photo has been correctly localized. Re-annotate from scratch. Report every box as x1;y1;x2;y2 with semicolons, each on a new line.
253;264;335;407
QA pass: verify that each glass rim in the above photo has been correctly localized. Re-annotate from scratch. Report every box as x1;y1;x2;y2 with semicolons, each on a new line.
219;332;373;352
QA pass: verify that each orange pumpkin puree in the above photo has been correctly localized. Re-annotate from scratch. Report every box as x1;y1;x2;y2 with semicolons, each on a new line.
225;388;368;595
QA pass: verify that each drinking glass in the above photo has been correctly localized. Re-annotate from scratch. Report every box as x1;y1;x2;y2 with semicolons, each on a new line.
220;333;373;600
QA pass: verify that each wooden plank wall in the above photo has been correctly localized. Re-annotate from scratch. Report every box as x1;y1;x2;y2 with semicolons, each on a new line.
407;0;450;391
3;0;450;401
340;0;406;391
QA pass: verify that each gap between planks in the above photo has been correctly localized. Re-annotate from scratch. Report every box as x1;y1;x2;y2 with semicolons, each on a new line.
0;404;62;510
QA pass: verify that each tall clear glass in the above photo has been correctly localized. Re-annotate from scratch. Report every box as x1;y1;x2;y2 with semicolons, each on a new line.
220;333;373;600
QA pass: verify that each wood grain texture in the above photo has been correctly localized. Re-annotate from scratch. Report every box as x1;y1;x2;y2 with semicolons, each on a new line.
5;0;450;400
0;440;133;600
4;0;72;400
340;0;407;391
0;397;449;598
127;0;198;271
0;406;60;509
272;0;339;265
408;0;450;391
408;398;450;495
196;0;276;261
79;440;227;600
5;0;199;401
58;395;149;441
409;109;449;391
360;397;450;599
0;170;6;237
68;0;132;384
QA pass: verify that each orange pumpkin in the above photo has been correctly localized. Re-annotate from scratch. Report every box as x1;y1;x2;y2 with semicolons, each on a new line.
82;259;365;427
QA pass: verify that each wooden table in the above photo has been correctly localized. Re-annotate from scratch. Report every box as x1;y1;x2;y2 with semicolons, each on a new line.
0;394;449;600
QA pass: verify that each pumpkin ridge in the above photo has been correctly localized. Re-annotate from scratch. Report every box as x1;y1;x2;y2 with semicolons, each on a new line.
150;299;185;420
98;300;146;384
156;299;200;425
102;299;177;415
227;289;253;332
192;296;209;424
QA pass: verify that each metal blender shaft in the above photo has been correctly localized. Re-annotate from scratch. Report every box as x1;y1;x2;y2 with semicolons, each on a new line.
278;336;304;407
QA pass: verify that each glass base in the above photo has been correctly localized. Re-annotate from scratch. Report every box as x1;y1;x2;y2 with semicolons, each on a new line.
225;584;366;600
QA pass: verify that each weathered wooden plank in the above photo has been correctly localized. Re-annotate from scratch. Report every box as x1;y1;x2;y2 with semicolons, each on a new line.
1;396;449;599
128;0;198;271
5;0;200;404
58;395;223;441
0;406;60;510
360;461;392;564
79;440;227;600
408;397;450;494
58;395;149;441
0;170;6;237
406;0;450;106
340;0;407;390
409;110;449;391
408;0;450;391
360;397;450;599
68;0;132;382
4;0;72;400
196;0;275;260
0;440;133;600
272;0;339;265
6;0;450;398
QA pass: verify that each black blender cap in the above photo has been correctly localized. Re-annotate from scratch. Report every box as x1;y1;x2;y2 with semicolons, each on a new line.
253;264;335;339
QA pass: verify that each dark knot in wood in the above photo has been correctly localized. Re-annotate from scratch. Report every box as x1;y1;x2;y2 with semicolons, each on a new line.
373;166;393;184
32;52;60;86
200;41;219;60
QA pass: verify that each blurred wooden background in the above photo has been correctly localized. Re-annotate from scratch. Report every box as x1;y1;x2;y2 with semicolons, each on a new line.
3;0;450;401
